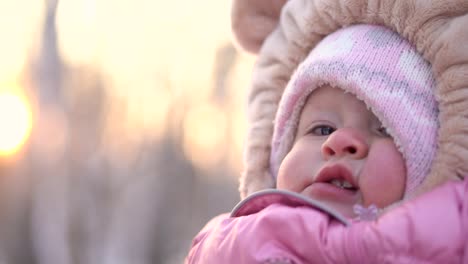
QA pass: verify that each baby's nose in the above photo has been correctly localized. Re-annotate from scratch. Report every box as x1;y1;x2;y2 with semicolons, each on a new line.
321;127;369;160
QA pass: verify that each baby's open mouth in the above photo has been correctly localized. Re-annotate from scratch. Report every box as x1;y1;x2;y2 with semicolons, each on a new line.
328;179;358;191
316;164;359;192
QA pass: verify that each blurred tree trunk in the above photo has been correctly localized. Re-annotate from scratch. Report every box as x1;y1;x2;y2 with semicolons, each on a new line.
29;0;72;263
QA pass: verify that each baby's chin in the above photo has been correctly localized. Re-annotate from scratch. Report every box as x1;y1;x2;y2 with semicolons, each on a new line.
297;192;357;218
298;185;361;219
319;200;357;219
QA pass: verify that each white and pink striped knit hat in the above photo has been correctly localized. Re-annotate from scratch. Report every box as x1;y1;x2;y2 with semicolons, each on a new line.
271;24;439;196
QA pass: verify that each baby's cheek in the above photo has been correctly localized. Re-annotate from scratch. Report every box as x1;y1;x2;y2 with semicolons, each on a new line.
276;151;302;191
360;140;406;207
277;143;319;192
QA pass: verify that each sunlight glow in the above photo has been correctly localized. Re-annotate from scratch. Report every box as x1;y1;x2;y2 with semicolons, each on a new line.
56;0;99;65
0;91;33;156
55;0;252;172
0;0;44;83
183;103;227;170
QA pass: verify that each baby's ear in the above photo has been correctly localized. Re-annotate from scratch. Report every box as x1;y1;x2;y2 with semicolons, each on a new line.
231;0;288;53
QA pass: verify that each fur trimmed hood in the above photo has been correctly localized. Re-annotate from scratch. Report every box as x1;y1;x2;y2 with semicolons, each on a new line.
231;0;468;199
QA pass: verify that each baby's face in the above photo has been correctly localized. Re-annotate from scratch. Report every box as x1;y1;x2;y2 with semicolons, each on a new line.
276;85;406;218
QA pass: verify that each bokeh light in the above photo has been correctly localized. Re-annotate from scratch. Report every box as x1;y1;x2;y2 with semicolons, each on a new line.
183;103;227;170
0;90;33;156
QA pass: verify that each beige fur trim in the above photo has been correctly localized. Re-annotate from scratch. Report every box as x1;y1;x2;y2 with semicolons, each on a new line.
233;0;468;199
231;0;288;53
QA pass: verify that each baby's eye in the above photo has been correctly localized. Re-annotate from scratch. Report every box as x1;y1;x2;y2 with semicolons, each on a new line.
309;125;336;136
377;126;391;137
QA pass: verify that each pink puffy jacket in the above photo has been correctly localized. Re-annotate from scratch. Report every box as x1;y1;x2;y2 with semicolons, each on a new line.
185;178;468;264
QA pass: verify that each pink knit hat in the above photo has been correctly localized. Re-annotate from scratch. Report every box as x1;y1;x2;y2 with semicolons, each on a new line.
271;24;439;196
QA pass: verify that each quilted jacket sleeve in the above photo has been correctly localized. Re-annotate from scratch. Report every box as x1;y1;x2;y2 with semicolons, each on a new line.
185;178;468;264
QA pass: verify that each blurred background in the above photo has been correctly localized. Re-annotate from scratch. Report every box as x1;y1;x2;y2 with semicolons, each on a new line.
0;0;255;263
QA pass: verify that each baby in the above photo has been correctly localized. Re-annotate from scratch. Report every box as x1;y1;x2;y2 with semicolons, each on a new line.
186;1;468;262
270;24;438;219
